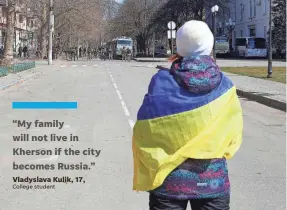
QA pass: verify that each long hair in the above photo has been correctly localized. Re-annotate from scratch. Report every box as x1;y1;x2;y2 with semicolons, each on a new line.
168;53;182;62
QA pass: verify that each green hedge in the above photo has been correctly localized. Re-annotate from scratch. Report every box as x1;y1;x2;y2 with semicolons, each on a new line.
0;67;8;77
10;61;36;73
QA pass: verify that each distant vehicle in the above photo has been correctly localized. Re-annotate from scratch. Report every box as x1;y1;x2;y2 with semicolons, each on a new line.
154;41;167;56
272;47;286;59
235;37;267;58
215;37;230;56
106;36;133;58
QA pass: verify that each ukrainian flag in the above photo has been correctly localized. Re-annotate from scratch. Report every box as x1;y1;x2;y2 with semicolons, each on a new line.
132;70;243;191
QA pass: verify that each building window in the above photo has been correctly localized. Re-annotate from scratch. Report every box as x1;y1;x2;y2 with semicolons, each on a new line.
19;15;24;23
249;0;252;18
249;25;256;36
263;0;267;14
240;30;243;37
250;28;255;36
253;0;256;16
233;31;236;47
240;4;244;20
2;7;6;18
234;6;236;21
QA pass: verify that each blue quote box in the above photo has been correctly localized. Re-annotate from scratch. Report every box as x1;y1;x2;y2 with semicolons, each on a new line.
12;102;78;109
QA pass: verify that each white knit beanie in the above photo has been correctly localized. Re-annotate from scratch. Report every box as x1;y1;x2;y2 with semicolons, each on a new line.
176;20;214;57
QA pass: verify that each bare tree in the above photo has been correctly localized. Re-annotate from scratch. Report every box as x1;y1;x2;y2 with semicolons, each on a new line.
107;0;166;54
1;0;15;66
1;0;129;63
106;0;230;55
151;0;230;33
26;0;105;57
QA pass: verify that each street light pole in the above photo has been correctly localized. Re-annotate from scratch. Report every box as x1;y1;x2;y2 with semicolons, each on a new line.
144;0;147;27
267;0;272;78
153;32;155;60
211;5;219;63
144;0;147;55
212;13;216;62
48;0;53;65
226;18;236;53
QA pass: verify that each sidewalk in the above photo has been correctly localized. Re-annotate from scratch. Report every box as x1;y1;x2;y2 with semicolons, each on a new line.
223;72;286;111
141;62;286;112
0;60;66;91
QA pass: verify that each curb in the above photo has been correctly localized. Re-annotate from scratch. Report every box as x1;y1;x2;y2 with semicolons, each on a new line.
134;64;286;111
236;89;286;112
133;58;168;63
0;72;42;91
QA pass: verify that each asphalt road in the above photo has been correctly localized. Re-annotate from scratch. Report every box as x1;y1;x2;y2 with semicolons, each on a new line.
0;60;285;210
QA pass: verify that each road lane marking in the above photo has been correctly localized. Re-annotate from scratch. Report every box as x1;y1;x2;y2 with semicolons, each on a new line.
29;125;71;162
128;119;135;129
113;83;118;90
83;65;87;67
72;65;77;67
116;89;123;100
106;65;134;127
121;101;131;117
29;155;58;162
49;155;59;161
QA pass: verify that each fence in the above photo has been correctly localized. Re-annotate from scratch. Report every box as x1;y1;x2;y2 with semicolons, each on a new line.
9;61;36;74
0;67;8;77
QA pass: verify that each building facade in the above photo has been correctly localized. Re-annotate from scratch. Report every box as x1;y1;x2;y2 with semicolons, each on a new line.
0;0;39;55
206;0;271;48
234;0;270;39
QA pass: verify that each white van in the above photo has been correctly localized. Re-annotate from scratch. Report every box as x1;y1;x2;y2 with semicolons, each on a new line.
215;37;229;56
235;37;267;58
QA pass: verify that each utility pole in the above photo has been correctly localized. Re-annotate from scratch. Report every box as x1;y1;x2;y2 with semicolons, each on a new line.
267;0;272;78
48;0;53;65
144;0;147;27
153;32;155;60
212;13;216;62
211;5;219;63
144;0;147;55
170;29;173;55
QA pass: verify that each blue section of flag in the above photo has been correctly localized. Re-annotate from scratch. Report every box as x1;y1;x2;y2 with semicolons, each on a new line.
12;102;78;109
137;70;233;120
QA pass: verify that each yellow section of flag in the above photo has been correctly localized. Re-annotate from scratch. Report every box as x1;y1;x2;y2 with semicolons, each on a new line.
132;86;243;191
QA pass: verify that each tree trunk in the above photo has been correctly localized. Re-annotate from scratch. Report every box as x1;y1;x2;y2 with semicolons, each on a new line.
2;0;15;66
39;5;47;59
77;38;80;58
136;34;147;55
